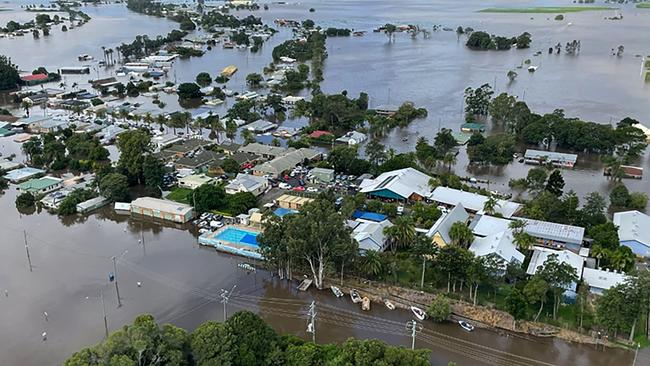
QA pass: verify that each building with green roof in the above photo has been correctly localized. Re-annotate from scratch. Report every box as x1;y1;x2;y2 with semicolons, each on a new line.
18;177;63;195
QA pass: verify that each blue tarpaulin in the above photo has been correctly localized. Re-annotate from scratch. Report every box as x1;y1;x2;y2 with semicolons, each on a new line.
352;210;387;222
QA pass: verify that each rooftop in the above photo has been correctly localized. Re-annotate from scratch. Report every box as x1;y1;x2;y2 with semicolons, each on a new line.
18;176;62;191
521;218;584;245
131;197;193;215
4;167;46;182
524;149;577;163
238;142;287;158
350;219;393;252
360;168;433;200
429;187;522;218
582;267;628;291
469;229;525;265
613;210;650;250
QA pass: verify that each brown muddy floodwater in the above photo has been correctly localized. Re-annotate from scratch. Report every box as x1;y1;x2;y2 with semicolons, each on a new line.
0;185;638;365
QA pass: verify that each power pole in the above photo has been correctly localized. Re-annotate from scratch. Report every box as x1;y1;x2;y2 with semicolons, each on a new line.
23;230;32;272
111;256;122;307
220;285;236;321
405;320;422;350
632;343;639;366
306;301;316;343
100;290;108;339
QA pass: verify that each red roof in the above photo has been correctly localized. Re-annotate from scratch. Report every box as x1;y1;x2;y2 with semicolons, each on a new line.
21;74;48;82
309;130;333;138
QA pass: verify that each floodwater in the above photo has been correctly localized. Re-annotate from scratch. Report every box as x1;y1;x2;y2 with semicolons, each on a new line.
0;187;637;366
0;0;649;364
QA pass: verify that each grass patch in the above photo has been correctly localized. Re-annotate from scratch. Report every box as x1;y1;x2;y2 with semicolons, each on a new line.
479;6;617;13
167;187;192;204
637;3;650;9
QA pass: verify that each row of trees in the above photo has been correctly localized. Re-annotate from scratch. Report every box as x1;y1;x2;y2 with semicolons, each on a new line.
63;311;430;366
466;31;531;50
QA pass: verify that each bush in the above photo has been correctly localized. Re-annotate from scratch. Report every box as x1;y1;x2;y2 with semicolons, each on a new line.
629;192;648;210
427;295;452;322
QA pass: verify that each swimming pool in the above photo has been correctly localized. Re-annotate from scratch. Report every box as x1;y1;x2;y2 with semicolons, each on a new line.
214;227;260;248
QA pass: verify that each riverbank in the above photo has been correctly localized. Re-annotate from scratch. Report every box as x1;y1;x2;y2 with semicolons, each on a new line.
314;274;627;350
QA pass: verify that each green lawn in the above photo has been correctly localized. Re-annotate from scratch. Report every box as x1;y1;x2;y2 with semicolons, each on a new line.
479;6;616;13
167;187;192;204
638;3;650;9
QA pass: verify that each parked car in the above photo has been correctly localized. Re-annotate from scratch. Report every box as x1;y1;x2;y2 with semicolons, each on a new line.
397;206;404;215
437;205;449;214
306;187;318;193
293;186;305;192
279;182;292;189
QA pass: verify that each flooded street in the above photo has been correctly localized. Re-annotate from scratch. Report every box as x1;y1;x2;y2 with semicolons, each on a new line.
1;0;650;364
0;186;635;366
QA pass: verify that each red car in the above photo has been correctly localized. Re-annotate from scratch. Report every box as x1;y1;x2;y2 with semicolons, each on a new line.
293;186;305;191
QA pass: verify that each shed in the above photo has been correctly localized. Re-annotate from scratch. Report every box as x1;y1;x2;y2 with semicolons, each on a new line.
309;167;335;183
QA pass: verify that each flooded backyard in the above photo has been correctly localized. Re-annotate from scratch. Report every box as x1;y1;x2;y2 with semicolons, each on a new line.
1;0;650;364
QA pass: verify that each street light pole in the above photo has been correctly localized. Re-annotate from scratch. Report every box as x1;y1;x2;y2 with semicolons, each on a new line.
23;230;33;272
112;256;122;307
100;290;108;338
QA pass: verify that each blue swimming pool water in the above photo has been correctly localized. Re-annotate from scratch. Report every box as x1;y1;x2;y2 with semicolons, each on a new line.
215;227;260;248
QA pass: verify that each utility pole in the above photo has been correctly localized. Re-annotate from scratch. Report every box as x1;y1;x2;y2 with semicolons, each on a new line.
112;256;122;307
140;222;146;256
632;343;640;366
220;285;236;321
307;301;316;343
23;230;32;272
405;320;422;350
100;290;108;339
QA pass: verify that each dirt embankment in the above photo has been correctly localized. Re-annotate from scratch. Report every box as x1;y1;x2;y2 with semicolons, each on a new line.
325;277;616;348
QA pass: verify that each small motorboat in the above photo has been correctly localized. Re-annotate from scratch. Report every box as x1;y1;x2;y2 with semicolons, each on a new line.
350;289;362;303
459;320;475;332
362;297;371;311
384;299;395;310
331;286;343;298
411;306;426;321
528;65;538;72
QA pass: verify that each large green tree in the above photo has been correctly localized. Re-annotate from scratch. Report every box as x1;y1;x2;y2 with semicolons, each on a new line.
0;55;20;90
99;173;130;202
284;199;356;289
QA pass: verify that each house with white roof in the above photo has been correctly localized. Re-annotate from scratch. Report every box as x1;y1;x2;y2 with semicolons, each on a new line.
429;187;521;218
581;267;629;295
426;204;470;247
349;219;393;253
613;210;650;258
336;131;367;145
469;229;525;267
360;168;432;201
527;247;584;292
469;215;585;252
225;173;268;196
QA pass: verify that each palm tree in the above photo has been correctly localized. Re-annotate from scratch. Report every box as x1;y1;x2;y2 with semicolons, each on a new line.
443;152;456;172
610;247;634;272
448;221;474;247
508;219;527;233
142;112;154;127
20;100;33;117
361;251;383;278
58;82;67;90
101;46;106;63
383;216;416;252
591;245;609;269
180;112;193;134
225;119;237;141
71;82;78;91
209;114;224;142
155;114;166;132
119;109;129;122
482;195;500;216
241;129;256;144
512;231;535;251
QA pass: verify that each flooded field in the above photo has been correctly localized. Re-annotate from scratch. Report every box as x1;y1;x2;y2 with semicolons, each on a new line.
1;0;650;364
